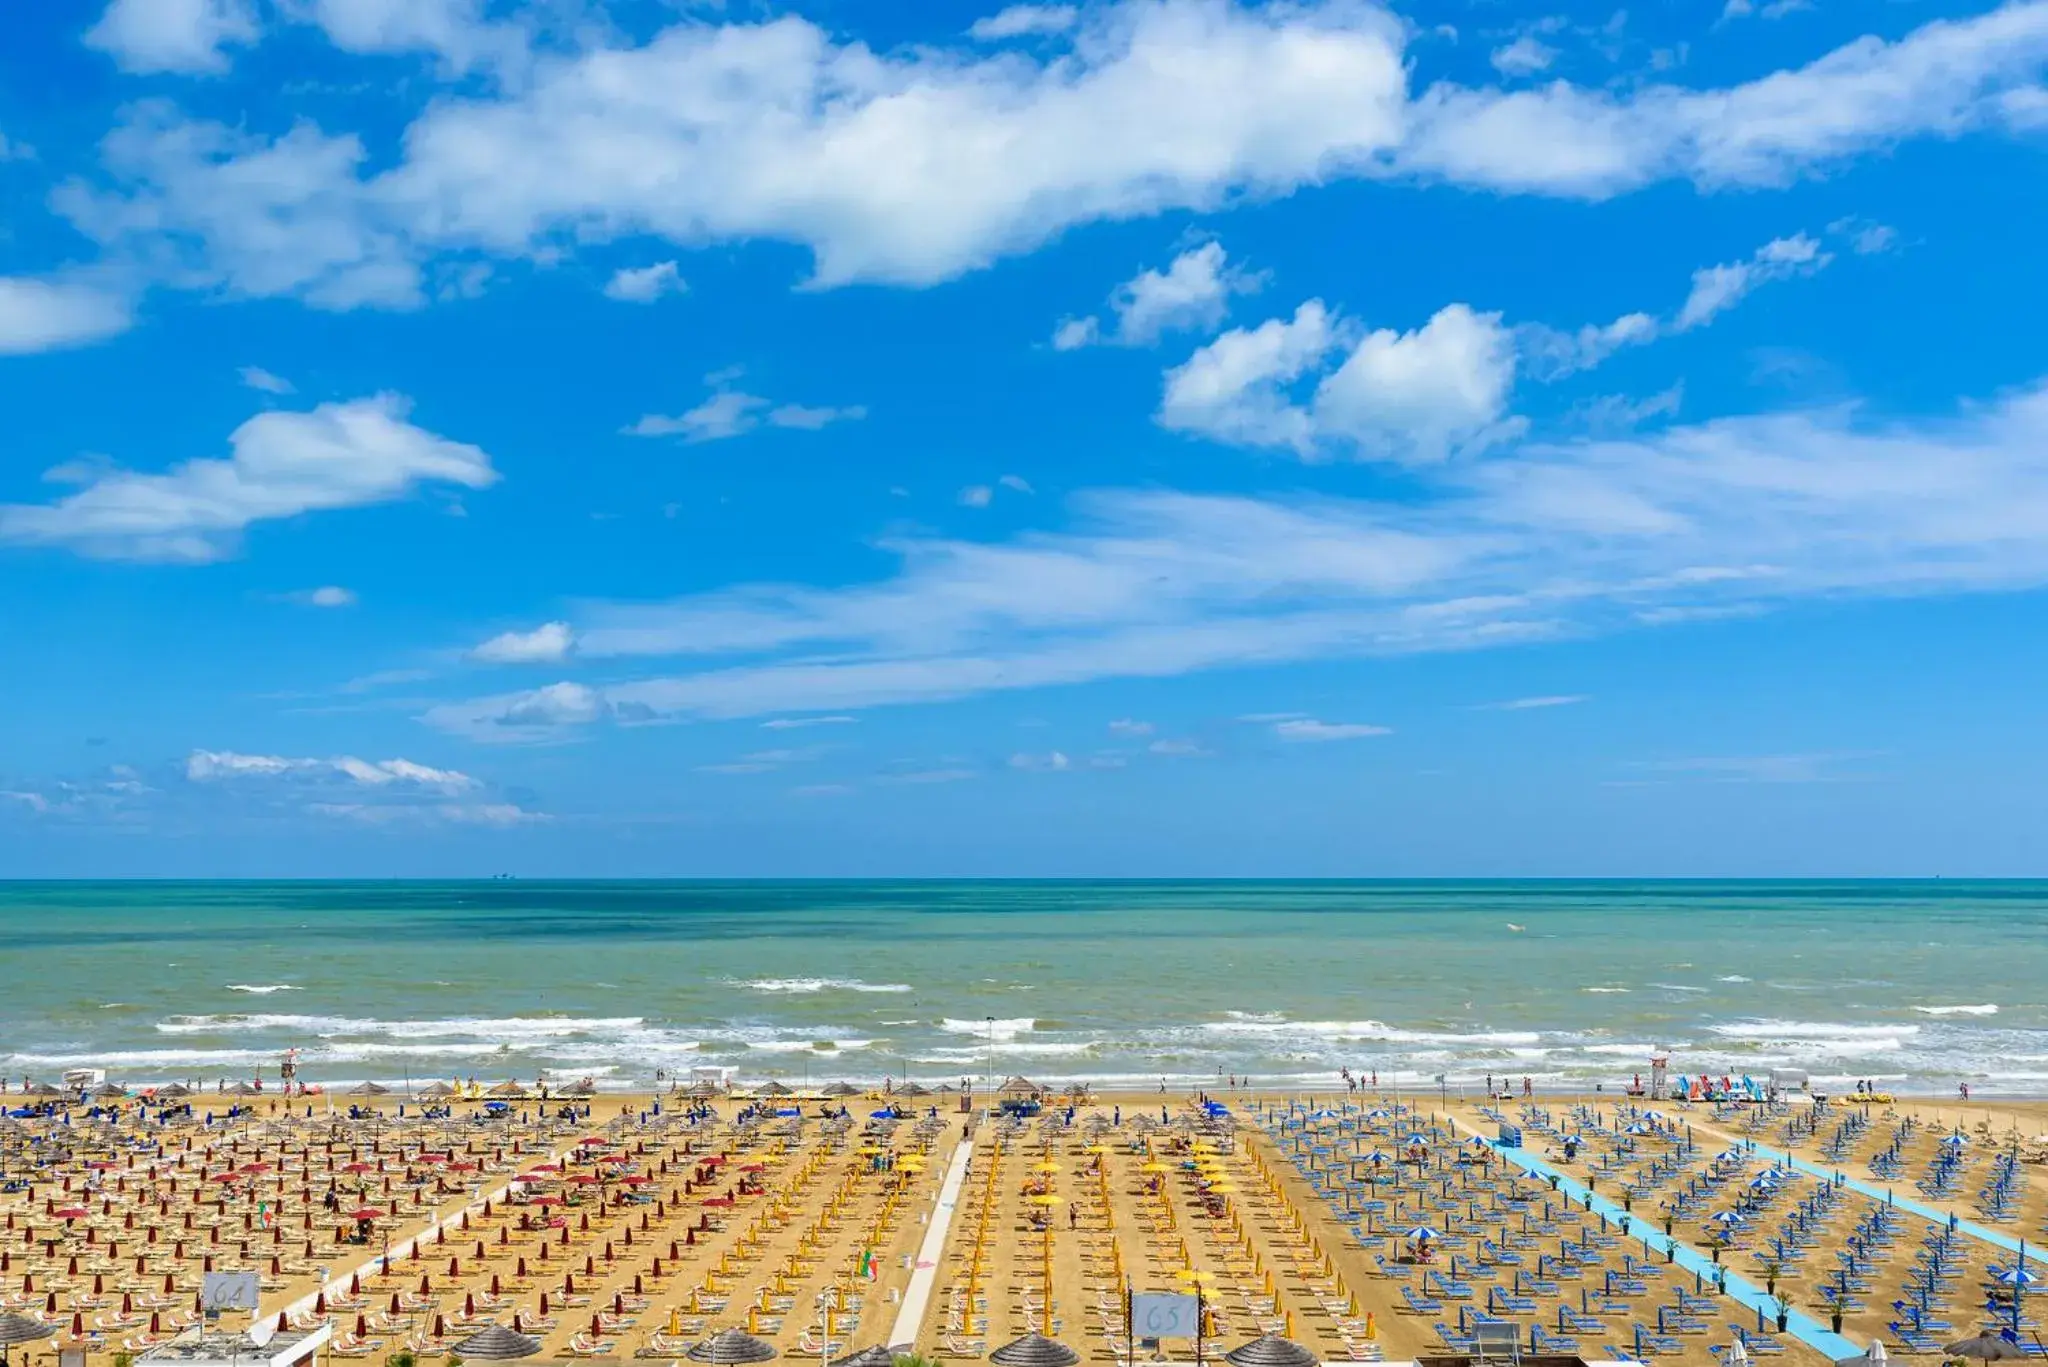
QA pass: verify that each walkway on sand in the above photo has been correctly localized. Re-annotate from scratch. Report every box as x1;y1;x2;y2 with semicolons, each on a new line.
888;1136;976;1348
1443;1116;1865;1361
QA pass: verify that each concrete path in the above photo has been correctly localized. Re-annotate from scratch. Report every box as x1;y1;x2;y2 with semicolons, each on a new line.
888;1137;976;1349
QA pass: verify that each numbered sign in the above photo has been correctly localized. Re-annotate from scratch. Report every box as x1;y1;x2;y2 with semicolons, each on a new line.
1130;1292;1201;1339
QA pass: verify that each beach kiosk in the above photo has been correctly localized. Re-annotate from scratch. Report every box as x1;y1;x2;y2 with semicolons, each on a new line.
138;1322;333;1367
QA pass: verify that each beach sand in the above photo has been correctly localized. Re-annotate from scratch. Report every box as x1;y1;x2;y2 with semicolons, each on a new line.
5;1086;2046;1367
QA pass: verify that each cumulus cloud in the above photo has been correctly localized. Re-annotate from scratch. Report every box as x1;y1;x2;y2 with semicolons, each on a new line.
84;0;259;74
51;1;2048;303
274;585;357;608
0;278;133;354
1490;37;1556;78
1008;750;1072;771
603;260;686;302
471;620;573;664
1054;240;1261;349
1162;301;1517;462
424;377;2048;733
970;5;1080;40
1174;233;1831;458
0;394;495;562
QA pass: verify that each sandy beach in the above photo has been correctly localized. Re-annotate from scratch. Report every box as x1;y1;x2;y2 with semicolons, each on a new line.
4;1082;2047;1367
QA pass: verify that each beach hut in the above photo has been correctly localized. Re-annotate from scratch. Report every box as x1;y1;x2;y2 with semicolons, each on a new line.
989;1332;1079;1367
685;1328;779;1364
453;1324;543;1360
1223;1336;1319;1367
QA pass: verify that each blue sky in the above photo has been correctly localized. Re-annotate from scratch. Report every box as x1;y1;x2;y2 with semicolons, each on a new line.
4;0;2048;876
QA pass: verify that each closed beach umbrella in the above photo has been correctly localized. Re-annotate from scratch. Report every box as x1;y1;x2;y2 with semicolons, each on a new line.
1948;1338;2025;1361
686;1328;779;1364
990;1335;1079;1367
454;1324;544;1360
1224;1337;1317;1367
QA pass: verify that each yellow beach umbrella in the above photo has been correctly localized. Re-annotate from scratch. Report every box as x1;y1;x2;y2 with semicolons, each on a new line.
1028;1194;1062;1207
1032;1161;1062;1173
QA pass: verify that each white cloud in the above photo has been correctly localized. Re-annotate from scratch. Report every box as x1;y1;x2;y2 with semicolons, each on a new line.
1490;36;1556;78
425;378;2048;733
1520;233;1831;382
1148;738;1208;756
762;715;857;729
625;385;863;442
1050;317;1100;350
769;403;867;430
959;486;994;508
1830;218;1899;255
188;749;476;792
56;2;2048;304
1481;694;1587;710
999;474;1035;494
0;278;133;355
239;365;295;394
1165;301;1519;462
1158;300;1338;452
970;5;1080;40
472;620;573;664
84;0;259;74
275;584;358;608
1312;304;1520;463
1057;240;1261;348
1676;233;1831;330
603;260;687;302
310;800;547;826
1009;750;1072;771
294;0;530;76
1272;718;1392;741
1107;718;1154;736
0;393;495;563
1721;0;1812;21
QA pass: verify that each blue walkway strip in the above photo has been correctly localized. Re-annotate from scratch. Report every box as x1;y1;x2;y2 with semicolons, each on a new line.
1451;1125;1865;1361
1742;1140;2030;1258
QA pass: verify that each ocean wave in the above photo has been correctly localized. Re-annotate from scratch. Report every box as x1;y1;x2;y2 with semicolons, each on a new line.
1581;987;1631;995
1718;975;1753;983
156;1013;647;1040
1201;1018;1544;1047
739;1038;874;1054
739;978;912;995
941;1017;1034;1041
1911;1004;1999;1017
1707;1019;1921;1042
226;984;300;994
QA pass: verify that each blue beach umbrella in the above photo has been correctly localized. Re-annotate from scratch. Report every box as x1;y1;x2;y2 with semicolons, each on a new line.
1403;1226;1440;1241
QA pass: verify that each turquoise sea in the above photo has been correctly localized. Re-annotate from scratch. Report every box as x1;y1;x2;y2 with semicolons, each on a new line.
3;881;2044;1095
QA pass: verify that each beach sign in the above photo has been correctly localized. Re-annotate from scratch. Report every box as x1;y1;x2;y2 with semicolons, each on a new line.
202;1271;262;1314
1131;1292;1200;1339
